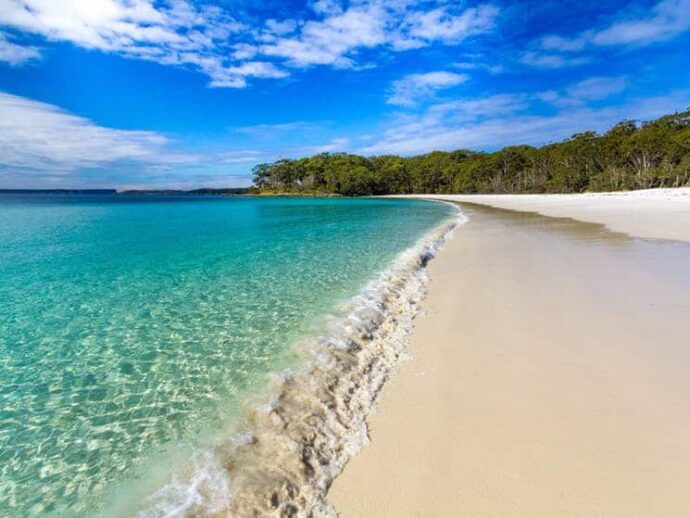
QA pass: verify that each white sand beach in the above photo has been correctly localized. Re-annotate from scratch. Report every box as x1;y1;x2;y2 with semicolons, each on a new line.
396;188;690;242
329;190;690;517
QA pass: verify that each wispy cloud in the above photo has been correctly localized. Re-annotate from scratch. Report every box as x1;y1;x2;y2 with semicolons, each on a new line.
538;76;629;108
215;137;351;166
387;71;469;107
522;0;690;69
231;121;317;137
361;81;688;155
519;51;589;69
0;31;40;65
565;76;628;101
452;60;503;74
429;94;531;120
557;0;690;49
0;91;195;172
216;149;273;164
301;137;349;154
0;91;354;187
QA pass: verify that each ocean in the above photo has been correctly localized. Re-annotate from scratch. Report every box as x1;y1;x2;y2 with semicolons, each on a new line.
0;194;456;516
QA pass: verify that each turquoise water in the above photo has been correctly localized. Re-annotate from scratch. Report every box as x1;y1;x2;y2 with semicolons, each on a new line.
0;194;453;516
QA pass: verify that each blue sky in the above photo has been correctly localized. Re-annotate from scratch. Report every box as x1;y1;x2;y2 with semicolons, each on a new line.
0;0;689;189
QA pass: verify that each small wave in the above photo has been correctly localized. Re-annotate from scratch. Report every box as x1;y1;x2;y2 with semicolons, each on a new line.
139;206;467;517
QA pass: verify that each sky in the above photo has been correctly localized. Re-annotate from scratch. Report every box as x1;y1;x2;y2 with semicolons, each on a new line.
0;0;689;189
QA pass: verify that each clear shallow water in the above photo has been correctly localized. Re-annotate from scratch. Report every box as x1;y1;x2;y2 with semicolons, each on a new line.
0;194;453;516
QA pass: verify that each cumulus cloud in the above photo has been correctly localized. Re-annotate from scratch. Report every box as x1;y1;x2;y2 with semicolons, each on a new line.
0;0;260;86
260;1;499;68
401;4;499;46
0;0;500;85
260;4;388;68
0;91;195;172
387;71;469;107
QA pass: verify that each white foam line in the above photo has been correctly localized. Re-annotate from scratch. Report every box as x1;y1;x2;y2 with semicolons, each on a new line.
139;206;468;517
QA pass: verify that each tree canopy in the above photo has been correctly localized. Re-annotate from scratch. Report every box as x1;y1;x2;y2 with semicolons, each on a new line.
252;109;690;196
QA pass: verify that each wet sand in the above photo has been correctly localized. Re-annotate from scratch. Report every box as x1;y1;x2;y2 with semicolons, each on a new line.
397;188;690;243
328;204;690;517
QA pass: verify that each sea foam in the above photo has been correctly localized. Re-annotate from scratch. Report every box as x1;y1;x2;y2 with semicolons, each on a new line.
140;205;466;517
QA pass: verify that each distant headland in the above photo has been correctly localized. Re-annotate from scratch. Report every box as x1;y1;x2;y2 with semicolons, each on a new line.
0;188;250;195
0;189;118;194
122;188;250;195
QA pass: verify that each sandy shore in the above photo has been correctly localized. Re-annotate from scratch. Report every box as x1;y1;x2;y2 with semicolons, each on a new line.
328;198;690;516
394;188;690;243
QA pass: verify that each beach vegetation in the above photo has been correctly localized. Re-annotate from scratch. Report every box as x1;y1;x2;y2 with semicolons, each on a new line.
252;109;690;195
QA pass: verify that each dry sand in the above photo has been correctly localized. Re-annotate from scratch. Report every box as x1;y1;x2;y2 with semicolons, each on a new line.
396;188;690;243
328;200;690;517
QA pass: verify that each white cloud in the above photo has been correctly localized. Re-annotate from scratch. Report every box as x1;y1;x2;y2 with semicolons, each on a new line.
592;0;690;46
524;0;690;69
310;0;343;17
361;82;689;155
255;1;499;69
231;121;326;138
0;31;40;64
302;137;349;154
540;34;587;53
264;19;297;36
0;86;360;188
222;136;349;162
537;76;628;109
555;0;690;49
260;4;388;68
566;76;628;101
0;0;501;86
401;4;499;46
429;94;531;119
519;51;589;69
453;60;503;74
0;0;178;49
208;61;288;88
216;149;272;164
0;91;352;187
387;71;469;107
0;0;259;87
0;91;195;172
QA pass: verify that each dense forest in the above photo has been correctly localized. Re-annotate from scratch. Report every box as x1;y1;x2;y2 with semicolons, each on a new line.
251;109;690;196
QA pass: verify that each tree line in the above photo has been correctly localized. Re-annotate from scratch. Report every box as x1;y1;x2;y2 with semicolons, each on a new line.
251;109;690;195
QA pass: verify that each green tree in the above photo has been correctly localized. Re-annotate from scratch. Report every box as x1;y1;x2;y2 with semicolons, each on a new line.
252;109;690;196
